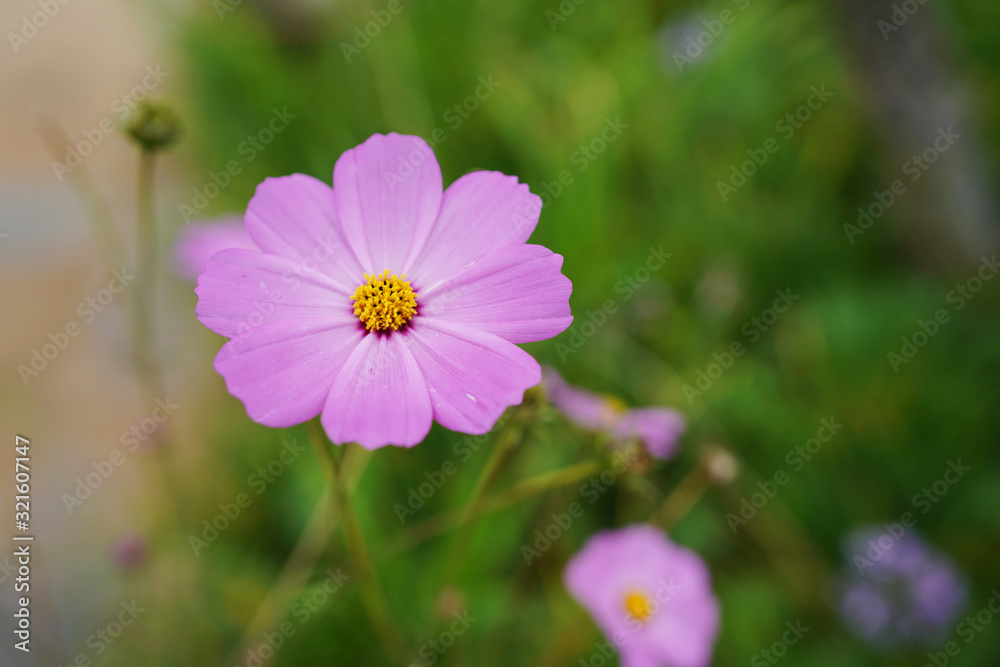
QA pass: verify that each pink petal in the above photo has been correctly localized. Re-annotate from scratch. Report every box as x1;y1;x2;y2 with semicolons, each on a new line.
419;244;572;344
214;320;363;427
196;248;356;339
321;334;433;449
408;171;541;290
332;133;443;274
401;319;541;434
541;366;620;431
173;216;257;282
612;408;686;460
244;174;365;294
196;248;362;427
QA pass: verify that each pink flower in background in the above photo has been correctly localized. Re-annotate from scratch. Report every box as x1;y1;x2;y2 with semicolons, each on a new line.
110;533;149;570
173;216;259;281
564;525;719;667
542;367;685;459
195;133;572;449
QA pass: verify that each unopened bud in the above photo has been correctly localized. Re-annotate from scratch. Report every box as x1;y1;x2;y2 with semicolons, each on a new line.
123;100;181;152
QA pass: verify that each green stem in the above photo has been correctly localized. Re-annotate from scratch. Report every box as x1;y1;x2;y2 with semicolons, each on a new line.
221;447;372;667
440;415;530;583
647;461;711;531
133;148;165;405
307;422;409;662
382;459;604;562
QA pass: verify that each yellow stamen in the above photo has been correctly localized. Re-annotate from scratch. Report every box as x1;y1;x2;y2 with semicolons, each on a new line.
351;270;418;332
624;590;654;623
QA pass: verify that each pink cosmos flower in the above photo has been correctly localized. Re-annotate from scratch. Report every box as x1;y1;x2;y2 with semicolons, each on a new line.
195;133;573;449
564;525;719;667
542;367;685;459
173;216;258;281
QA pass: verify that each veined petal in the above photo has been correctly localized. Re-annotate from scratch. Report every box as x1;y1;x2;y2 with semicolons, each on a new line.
321;333;433;449
333;133;443;274
420;244;572;344
408;170;540;289
401;318;541;434
196;248;355;339
244;174;364;293
214;320;363;428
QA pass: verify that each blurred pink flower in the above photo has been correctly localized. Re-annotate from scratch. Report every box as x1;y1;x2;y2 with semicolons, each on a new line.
195;133;572;449
173;216;259;282
542;367;685;459
564;525;719;667
111;533;149;570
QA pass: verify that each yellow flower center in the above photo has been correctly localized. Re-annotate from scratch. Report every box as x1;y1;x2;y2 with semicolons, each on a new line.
351;270;418;333
624;590;654;623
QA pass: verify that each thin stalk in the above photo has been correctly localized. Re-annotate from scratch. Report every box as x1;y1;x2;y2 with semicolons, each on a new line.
439;417;530;583
221;446;372;666
381;459;604;562
307;422;409;662
133;148;165;405
647;463;712;531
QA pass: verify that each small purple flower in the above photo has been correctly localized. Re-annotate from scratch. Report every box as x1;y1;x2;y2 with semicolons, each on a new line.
542;367;685;459
837;525;967;650
195;134;573;449
111;533;149;570
173;216;259;282
564;525;720;667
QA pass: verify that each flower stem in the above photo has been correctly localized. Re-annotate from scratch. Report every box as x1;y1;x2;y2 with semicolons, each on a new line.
221;446;372;666
133;148;165;405
440;413;531;583
382;459;604;562
647;461;712;531
306;422;409;662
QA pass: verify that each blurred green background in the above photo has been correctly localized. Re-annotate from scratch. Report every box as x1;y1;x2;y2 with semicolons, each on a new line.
88;0;1000;664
